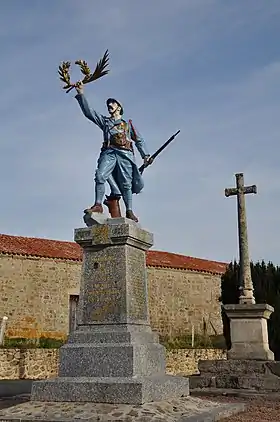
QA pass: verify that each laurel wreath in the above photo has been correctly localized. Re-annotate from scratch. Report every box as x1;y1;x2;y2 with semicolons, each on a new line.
58;50;110;93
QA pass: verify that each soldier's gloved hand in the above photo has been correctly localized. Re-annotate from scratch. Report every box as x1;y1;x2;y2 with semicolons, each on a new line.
144;155;153;166
75;80;84;95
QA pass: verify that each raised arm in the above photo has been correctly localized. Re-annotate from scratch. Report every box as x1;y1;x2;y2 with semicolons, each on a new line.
129;120;150;159
74;82;105;130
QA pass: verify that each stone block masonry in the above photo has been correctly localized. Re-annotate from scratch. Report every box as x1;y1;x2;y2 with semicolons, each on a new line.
0;348;59;380
190;359;280;392
0;255;81;339
148;267;223;338
0;240;224;342
166;348;226;375
0;348;226;380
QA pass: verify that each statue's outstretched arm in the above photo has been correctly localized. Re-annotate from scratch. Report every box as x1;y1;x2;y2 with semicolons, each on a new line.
75;93;106;130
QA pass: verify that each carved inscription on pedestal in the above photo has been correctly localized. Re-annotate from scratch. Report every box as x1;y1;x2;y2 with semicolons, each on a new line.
127;249;148;322
82;254;122;323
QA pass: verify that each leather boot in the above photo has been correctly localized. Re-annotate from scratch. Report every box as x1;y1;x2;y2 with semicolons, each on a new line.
84;203;103;214
126;210;138;222
103;195;122;218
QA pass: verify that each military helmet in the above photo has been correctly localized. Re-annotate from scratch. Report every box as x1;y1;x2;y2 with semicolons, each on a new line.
106;98;124;115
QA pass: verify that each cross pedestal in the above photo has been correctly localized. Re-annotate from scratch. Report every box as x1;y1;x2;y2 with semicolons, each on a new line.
31;218;189;404
224;304;274;360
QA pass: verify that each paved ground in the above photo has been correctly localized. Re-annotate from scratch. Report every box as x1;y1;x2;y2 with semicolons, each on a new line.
0;395;29;410
1;393;279;421
0;395;244;421
200;394;280;421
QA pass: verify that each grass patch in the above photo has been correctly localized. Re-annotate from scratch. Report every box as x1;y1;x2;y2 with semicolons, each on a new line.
1;337;65;349
159;334;226;350
1;334;226;351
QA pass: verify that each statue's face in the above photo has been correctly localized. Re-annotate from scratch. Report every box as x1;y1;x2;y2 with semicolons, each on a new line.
108;101;121;115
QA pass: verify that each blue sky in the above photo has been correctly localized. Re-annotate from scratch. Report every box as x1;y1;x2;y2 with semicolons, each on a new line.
1;0;280;264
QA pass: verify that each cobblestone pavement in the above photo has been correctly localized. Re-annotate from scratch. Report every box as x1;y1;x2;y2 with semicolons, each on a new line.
0;395;244;421
200;394;280;422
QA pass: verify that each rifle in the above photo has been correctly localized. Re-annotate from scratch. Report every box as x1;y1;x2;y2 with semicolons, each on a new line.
138;130;180;175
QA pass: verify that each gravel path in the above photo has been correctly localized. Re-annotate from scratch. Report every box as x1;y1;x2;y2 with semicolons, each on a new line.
201;395;280;421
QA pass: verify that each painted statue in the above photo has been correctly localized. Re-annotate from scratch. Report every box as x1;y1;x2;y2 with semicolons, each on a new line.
74;81;152;223
58;50;180;224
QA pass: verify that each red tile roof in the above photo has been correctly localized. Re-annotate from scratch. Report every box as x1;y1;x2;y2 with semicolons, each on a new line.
0;233;227;275
147;250;227;274
0;234;82;261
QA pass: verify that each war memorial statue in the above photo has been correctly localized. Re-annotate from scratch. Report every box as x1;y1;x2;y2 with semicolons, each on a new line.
0;50;245;422
74;80;152;223
58;50;179;224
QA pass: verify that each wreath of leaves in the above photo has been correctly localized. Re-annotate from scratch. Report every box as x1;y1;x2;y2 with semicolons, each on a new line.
58;50;110;93
58;61;72;90
74;59;92;82
77;49;110;83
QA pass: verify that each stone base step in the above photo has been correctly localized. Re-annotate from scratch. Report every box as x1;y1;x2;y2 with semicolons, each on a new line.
31;375;190;405
198;359;280;375
190;374;280;391
191;387;280;399
190;359;280;392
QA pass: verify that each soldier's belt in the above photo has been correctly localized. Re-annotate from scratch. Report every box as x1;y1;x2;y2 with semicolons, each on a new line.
109;134;133;151
102;141;133;152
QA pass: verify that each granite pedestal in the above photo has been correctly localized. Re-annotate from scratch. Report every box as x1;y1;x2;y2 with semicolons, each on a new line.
31;218;189;404
190;359;280;392
224;303;274;360
190;303;277;393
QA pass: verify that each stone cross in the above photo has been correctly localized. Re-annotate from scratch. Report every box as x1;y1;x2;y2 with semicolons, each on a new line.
225;173;257;305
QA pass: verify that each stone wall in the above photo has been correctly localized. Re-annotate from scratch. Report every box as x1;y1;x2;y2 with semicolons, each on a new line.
166;349;227;375
0;254;223;340
0;348;59;380
0;255;80;339
147;267;222;337
0;348;226;380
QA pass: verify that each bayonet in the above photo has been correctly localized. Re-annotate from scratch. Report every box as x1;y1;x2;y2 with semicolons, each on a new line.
138;130;180;175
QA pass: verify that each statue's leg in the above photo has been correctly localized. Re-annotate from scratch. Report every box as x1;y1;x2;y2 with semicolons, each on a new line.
117;159;138;222
84;153;116;214
107;175;121;198
104;175;122;218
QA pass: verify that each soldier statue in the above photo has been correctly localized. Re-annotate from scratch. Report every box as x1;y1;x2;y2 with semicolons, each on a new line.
74;81;153;223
